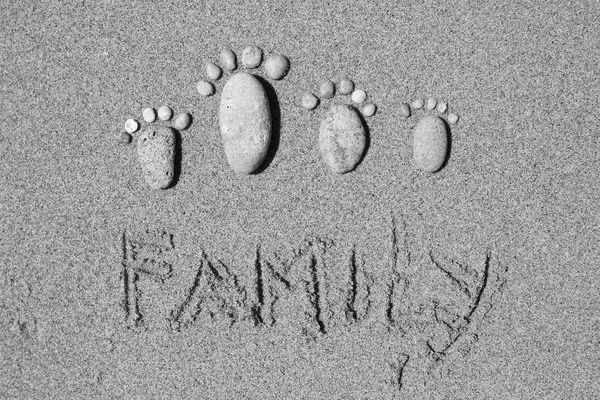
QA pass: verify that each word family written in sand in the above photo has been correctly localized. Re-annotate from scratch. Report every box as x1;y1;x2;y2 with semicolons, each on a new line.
119;218;508;392
119;217;507;346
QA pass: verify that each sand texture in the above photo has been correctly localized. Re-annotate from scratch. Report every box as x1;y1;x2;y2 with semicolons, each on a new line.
1;0;599;398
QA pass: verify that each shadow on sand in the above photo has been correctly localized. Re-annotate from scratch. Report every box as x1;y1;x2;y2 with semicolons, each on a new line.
252;76;281;175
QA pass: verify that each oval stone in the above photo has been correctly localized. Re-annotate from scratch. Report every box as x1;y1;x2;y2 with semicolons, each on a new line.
220;48;237;71
219;72;271;174
263;54;289;80
338;78;354;95
241;46;262;68
174;113;191;130
318;104;366;174
137;127;176;189
400;103;411;118
413;115;448;173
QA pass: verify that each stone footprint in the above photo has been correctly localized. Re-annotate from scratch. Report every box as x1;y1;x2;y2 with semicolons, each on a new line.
196;46;290;174
301;78;378;174
117;104;191;190
402;97;460;173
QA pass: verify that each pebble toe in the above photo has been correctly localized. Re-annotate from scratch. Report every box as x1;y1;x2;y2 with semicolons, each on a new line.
264;55;290;80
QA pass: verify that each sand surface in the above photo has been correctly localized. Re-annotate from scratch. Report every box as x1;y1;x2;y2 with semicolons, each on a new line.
1;0;599;398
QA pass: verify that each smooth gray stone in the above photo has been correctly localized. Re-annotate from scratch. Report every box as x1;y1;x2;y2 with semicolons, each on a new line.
263;54;289;80
219;72;271;174
319;104;366;174
220;48;237;71
413;115;448;173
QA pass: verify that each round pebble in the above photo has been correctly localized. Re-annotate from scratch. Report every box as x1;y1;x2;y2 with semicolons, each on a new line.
174;113;192;130
158;106;172;121
400;103;411;118
116;131;132;144
241;46;262;68
338;78;354;95
220;49;237;71
351;89;367;104
413;99;424;109
197;80;215;96
427;97;437;110
206;63;222;80
124;119;139;133
437;102;447;113
448;113;459;124
319;81;335;98
362;103;377;117
301;93;319;110
142;108;156;123
263;55;290;80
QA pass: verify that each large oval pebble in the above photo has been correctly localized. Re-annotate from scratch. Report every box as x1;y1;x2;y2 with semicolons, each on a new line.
319;104;367;174
413;115;448;173
219;72;271;174
137;127;176;189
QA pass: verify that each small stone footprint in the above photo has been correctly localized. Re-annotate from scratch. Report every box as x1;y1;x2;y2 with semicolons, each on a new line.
196;46;290;174
117;106;192;190
301;78;378;174
402;97;460;173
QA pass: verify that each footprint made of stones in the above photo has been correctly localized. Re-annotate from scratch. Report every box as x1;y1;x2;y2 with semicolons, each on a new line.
401;97;459;173
301;78;377;174
196;46;290;174
116;105;192;190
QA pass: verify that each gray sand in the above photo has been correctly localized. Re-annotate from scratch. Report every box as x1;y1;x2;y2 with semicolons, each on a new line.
1;1;599;398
